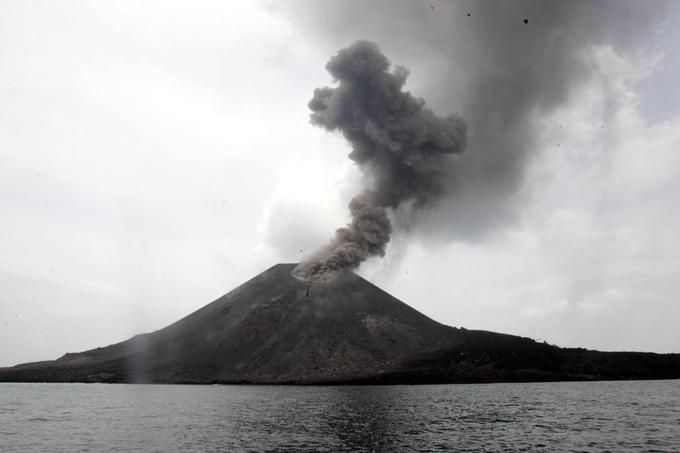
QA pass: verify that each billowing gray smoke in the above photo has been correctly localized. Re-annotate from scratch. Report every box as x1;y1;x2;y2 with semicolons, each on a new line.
276;0;666;248
293;41;466;282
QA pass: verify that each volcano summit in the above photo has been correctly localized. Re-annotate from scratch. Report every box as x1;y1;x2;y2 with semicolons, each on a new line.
1;264;679;384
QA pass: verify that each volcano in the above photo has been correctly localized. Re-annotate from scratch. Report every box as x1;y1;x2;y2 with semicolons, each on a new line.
1;263;679;384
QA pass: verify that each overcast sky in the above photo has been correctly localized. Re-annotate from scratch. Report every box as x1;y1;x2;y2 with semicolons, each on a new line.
1;0;679;366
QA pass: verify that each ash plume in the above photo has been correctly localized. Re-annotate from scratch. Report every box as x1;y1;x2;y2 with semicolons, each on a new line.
293;41;467;282
279;0;668;246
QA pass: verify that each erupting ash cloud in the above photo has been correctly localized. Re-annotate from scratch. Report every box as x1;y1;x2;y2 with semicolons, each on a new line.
273;0;669;255
293;41;467;282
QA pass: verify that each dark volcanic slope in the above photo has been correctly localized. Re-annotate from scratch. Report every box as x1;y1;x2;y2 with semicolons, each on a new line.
0;264;462;384
1;263;679;384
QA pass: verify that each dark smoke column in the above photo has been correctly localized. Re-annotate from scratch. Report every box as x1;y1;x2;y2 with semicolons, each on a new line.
293;41;467;282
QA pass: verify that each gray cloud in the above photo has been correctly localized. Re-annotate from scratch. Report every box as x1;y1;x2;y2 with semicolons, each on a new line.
279;0;669;242
293;41;466;282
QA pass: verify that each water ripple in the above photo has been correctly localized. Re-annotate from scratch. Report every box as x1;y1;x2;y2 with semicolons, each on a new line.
0;380;678;452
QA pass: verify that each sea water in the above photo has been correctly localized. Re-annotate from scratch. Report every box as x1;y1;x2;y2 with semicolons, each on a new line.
1;380;679;452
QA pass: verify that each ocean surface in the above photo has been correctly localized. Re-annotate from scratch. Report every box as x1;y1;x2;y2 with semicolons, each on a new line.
1;380;679;452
